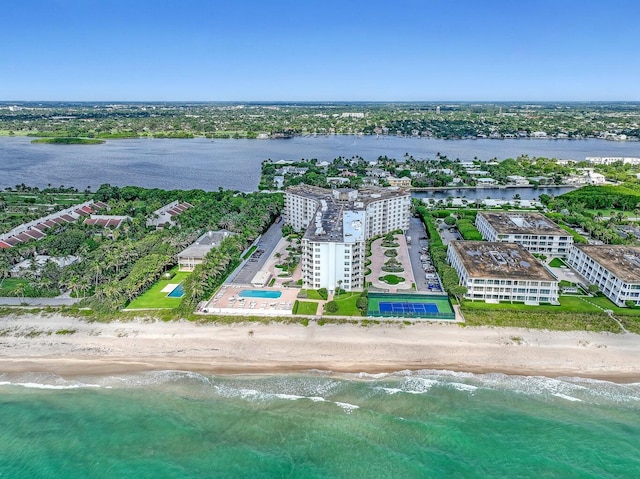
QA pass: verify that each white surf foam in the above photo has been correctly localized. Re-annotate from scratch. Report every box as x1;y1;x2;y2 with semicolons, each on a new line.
553;393;582;402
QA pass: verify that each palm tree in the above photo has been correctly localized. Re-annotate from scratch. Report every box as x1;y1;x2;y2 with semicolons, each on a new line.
0;257;10;289
13;283;26;303
64;276;80;299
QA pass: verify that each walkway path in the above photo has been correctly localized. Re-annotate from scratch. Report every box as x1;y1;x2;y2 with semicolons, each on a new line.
579;296;628;334
0;297;81;306
367;233;415;290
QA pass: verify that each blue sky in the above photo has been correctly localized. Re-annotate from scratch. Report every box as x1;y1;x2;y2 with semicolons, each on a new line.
2;0;639;101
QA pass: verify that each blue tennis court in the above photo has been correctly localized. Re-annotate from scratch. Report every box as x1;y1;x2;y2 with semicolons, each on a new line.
378;302;439;314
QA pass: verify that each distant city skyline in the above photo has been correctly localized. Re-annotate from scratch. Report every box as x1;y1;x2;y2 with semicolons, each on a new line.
2;0;639;101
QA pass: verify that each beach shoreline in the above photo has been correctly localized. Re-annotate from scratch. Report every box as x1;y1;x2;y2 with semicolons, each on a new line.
1;312;639;383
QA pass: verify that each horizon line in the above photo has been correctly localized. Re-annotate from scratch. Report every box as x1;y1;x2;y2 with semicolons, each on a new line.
2;99;640;104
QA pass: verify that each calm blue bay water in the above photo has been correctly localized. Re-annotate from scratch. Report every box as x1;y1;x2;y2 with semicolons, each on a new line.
1;136;640;192
1;370;639;478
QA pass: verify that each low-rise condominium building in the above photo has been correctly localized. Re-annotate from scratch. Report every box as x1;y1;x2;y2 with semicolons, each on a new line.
475;212;572;256
567;245;640;307
447;241;559;304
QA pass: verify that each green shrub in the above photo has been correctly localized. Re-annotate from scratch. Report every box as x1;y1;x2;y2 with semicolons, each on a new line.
356;296;368;310
292;300;299;314
318;288;328;300
379;274;405;285
457;219;482;240
325;301;339;313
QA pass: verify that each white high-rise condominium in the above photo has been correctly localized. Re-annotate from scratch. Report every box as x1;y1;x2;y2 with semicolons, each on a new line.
284;185;411;291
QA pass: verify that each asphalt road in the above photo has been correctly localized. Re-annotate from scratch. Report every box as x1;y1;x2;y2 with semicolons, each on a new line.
228;220;283;285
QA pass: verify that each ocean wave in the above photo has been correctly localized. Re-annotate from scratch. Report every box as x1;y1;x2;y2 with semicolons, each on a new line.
553;393;582;402
337;368;640;405
4;368;639;406
0;381;102;390
212;383;358;412
0;373;104;390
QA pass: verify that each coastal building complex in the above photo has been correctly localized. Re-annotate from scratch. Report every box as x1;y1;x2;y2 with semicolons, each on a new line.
567;245;640;307
585;157;640;166
146;201;192;229
284;185;410;291
475;212;572;256
447;241;559;304
0;200;107;249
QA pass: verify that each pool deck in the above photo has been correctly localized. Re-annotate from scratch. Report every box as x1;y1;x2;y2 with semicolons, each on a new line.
201;285;299;316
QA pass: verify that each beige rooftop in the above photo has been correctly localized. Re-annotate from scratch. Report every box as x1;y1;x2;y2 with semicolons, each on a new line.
478;212;567;236
574;245;640;283
450;241;556;281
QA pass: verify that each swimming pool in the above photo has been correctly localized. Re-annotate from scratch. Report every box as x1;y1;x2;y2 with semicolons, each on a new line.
239;290;282;299
167;283;185;298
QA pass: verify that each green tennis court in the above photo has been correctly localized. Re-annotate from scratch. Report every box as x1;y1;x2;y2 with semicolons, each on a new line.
367;292;455;320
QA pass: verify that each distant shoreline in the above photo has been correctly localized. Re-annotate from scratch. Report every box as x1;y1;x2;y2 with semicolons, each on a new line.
410;184;577;192
4;132;637;142
30;137;105;145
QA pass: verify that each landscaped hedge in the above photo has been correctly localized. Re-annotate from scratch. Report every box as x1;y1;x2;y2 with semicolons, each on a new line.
457;219;482;240
557;224;588;244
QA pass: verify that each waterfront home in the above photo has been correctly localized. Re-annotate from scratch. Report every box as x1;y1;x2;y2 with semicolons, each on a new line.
178;230;235;271
506;175;530;186
387;177;412;187
475;178;498;186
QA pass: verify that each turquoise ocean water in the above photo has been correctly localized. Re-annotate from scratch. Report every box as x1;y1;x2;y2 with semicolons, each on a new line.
1;370;639;478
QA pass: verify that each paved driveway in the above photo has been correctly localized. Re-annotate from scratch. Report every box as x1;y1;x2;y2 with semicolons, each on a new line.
407;217;433;292
228;220;283;285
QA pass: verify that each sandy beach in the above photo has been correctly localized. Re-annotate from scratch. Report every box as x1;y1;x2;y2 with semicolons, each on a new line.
1;312;640;381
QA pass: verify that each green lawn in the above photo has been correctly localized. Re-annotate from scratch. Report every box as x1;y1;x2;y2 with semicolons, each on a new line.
459;295;638;332
305;290;325;300
548;258;566;268
461;296;601;313
127;270;191;309
587;296;640;316
294;301;319;315
0;279;29;296
585;209;638;218
379;274;405;285
325;293;364;316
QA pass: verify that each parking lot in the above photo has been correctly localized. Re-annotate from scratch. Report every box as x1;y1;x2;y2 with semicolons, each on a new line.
406;217;445;293
227;220;283;285
436;220;463;245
